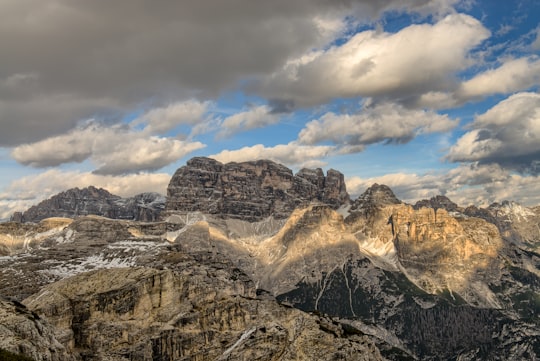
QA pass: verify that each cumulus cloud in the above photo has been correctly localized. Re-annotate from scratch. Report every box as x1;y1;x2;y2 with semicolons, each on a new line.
11;121;205;174
0;169;171;219
298;102;458;147
0;1;465;146
258;13;489;106
134;100;211;135
217;106;280;138
0;1;341;146
458;57;540;99
447;92;540;173
346;163;540;207
210;142;335;168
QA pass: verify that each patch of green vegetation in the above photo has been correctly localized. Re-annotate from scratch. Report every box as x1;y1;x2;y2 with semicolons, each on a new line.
0;349;34;361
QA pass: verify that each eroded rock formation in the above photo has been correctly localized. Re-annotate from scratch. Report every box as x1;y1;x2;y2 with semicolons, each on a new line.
12;186;165;223
23;265;384;361
165;157;349;221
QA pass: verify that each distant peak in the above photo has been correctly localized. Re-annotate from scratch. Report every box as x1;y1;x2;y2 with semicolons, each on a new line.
358;183;401;205
413;195;459;212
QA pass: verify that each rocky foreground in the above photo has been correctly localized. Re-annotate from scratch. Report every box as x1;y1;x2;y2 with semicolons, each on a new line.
1;157;539;360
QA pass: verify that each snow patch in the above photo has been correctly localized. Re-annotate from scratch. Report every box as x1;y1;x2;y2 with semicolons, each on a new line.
336;204;351;219
496;202;535;220
357;236;399;269
106;240;168;252
39;253;137;279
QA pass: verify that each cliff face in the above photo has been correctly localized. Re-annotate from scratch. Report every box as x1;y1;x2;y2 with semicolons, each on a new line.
12;186;165;223
23;265;384;361
0;297;75;361
165;157;349;221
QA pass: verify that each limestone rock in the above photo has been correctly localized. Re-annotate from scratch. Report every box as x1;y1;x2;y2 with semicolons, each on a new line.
413;195;461;213
0;217;73;256
0;297;75;361
24;267;384;361
465;201;540;251
14;186;165;223
348;183;401;221
165;157;349;221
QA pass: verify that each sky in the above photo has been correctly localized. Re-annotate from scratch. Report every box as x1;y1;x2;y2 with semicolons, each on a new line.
1;0;540;219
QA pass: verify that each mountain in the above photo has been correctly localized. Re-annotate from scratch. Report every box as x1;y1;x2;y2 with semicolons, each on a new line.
10;186;165;223
0;157;539;360
165;157;349;221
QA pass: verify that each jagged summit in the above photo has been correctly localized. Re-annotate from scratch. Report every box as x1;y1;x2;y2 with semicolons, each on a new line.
349;183;401;217
413;195;460;212
12;186;165;223
165;157;349;221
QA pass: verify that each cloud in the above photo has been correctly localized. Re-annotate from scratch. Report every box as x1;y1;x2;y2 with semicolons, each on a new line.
11;121;205;174
0;1;463;147
458;56;540;99
346;162;540;207
298;102;458;147
0;169;171;219
218;106;280;138
134;100;211;135
447;92;540;173
210;142;335;168
258;13;489;106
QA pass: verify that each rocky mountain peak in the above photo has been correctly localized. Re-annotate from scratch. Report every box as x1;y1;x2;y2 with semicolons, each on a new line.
350;183;401;215
12;187;165;223
413;195;460;212
165;157;350;222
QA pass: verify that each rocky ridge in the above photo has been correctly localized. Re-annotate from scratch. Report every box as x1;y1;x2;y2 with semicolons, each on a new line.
11;186;165;223
165;157;349;221
1;157;539;360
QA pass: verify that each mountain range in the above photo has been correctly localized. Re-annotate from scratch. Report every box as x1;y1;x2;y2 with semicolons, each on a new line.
1;157;539;360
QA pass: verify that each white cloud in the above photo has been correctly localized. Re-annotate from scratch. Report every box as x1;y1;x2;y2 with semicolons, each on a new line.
210;142;334;168
259;13;489;106
346;163;540;207
447;92;540;173
11;121;205;175
218;105;280;138
458;57;540;99
135;100;211;135
0;169;171;219
298;102;458;147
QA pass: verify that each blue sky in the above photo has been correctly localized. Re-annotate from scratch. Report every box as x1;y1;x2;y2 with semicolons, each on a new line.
1;0;540;219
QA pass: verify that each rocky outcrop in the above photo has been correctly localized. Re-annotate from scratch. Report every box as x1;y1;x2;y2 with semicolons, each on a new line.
0;297;75;361
12;187;165;223
23;266;384;361
165;157;349;221
413;195;461;213
465;201;540;251
0;217;73;256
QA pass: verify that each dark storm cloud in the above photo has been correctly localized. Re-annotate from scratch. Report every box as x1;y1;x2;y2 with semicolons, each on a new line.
0;0;459;146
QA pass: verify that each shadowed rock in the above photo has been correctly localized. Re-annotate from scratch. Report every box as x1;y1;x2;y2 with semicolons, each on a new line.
165;157;349;221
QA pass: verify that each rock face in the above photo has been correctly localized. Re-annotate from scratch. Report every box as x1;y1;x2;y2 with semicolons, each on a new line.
413;195;461;213
0;297;75;361
465;201;540;251
13;186;165;223
165;157;349;221
22;265;383;361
